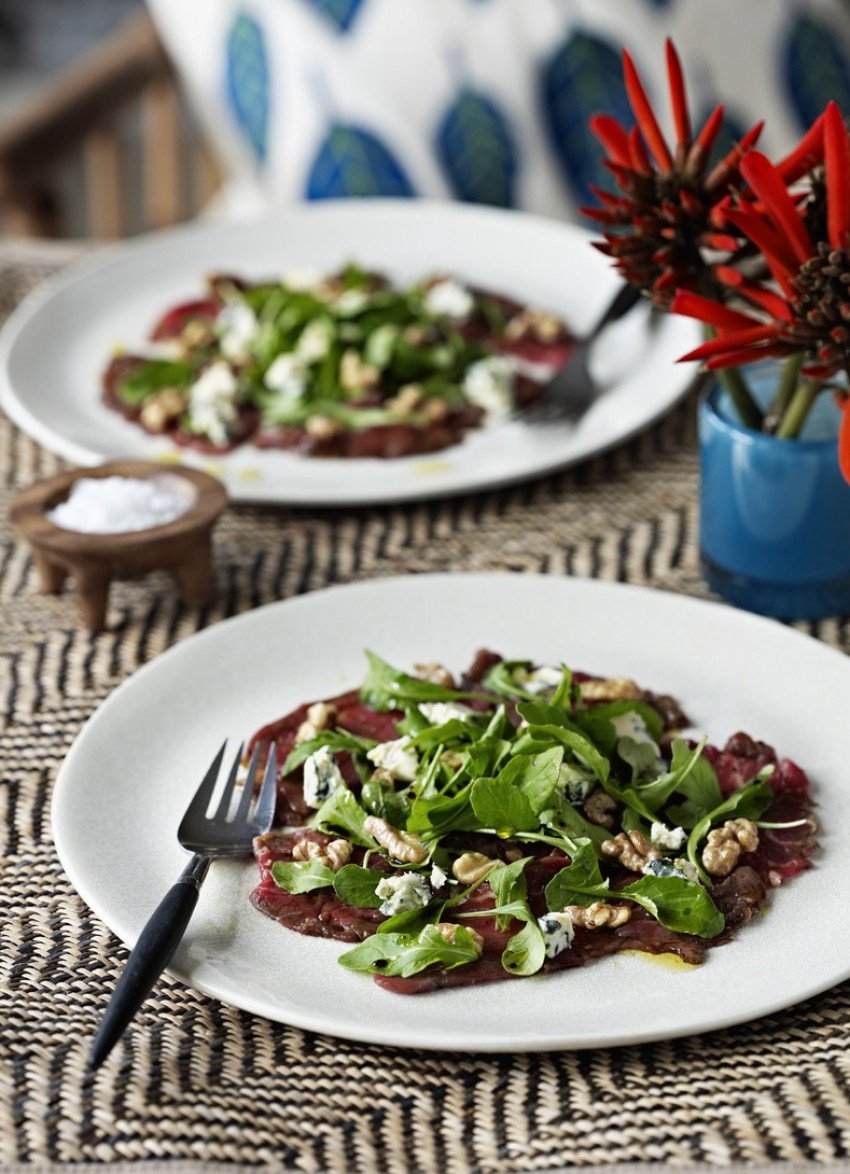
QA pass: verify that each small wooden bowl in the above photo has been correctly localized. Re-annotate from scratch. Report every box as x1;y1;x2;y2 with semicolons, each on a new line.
10;460;228;631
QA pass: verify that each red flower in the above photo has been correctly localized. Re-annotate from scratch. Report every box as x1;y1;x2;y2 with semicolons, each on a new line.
584;39;763;301
672;102;848;380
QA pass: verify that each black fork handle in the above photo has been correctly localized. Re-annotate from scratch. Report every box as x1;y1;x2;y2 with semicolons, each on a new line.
88;854;211;1070
586;281;642;344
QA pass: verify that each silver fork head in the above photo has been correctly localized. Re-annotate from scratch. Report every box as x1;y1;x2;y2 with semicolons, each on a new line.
177;741;278;857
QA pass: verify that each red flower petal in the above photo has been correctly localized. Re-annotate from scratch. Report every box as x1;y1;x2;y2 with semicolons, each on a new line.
627;125;653;174
702;343;791;369
740;151;812;265
705;120;764;192
671;289;764;332
622;48;673;172
722;205;799;298
681;323;785;361
665;39;691;149
840;406;850;484
589;114;633;168
776;112;825;184
825;101;850;249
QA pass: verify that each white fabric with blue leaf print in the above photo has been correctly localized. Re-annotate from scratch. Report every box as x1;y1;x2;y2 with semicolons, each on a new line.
147;0;850;223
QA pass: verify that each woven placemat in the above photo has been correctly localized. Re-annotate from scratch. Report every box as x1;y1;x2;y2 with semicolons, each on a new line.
2;245;850;1172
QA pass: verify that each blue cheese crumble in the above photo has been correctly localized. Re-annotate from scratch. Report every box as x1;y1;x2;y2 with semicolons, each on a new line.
419;701;473;725
537;912;576;958
187;360;240;445
302;745;344;808
366;736;419;781
375;872;432;916
650;822;687;851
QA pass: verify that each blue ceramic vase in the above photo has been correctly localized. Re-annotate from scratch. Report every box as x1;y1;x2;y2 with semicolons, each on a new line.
698;378;850;620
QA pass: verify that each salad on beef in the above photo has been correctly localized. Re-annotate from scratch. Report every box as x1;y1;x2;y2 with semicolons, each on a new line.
246;650;817;993
102;265;574;460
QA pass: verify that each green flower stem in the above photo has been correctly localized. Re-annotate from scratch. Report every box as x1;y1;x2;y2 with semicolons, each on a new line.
715;366;763;431
776;377;823;439
701;325;763;430
766;352;804;430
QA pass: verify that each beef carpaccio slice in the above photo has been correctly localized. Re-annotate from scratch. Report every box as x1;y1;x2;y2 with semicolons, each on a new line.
248;655;817;993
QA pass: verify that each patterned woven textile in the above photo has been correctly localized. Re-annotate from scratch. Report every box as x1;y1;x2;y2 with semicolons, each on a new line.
3;241;850;1172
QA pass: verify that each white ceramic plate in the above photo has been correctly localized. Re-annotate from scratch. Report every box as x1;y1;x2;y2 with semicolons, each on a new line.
0;201;699;506
53;574;845;1052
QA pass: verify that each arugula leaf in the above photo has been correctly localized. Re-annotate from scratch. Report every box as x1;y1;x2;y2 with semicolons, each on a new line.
360;651;484;712
359;778;411;828
282;729;377;776
513;724;610;785
482;660;539;701
311;784;375;847
332;864;385;908
486;857;547;975
470;777;537;837
118;359;193;405
407;784;477;837
543;847;724;939
338;924;481;977
508;747;565;814
501;920;547;977
620;875;724;938
271;857;335;893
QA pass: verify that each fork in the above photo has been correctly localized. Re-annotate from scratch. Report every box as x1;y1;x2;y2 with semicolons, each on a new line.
88;740;277;1070
519;281;644;424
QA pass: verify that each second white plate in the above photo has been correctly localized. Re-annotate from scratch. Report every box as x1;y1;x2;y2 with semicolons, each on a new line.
0;201;699;505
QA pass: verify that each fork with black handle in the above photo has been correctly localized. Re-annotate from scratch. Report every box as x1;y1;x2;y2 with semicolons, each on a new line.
88;740;277;1069
522;281;644;424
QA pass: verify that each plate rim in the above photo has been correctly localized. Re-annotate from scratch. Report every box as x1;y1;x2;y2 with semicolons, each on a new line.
0;200;699;507
51;573;846;1052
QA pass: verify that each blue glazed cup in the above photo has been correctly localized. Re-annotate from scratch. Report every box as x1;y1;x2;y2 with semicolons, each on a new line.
698;381;850;619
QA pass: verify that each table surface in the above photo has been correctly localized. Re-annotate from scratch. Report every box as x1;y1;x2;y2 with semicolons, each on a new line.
3;240;850;1174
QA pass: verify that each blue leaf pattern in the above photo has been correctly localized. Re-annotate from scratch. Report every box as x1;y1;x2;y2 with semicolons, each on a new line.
303;0;364;33
436;89;518;207
784;13;850;128
541;31;632;207
306;124;416;199
225;12;270;163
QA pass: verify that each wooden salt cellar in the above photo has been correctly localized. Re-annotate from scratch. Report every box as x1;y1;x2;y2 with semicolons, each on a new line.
10;460;228;631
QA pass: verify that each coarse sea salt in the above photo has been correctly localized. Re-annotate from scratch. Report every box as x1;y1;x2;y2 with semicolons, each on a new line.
48;475;190;534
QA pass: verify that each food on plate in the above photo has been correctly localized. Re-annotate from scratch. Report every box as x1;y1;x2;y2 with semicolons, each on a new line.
246;650;817;993
102;265;574;459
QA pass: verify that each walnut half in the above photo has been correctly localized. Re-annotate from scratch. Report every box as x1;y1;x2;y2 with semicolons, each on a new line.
702;818;759;878
363;815;427;864
565;902;632;930
601;829;661;872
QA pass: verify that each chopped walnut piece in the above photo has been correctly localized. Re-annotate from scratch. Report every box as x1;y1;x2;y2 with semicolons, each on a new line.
305;414;343;441
138;387;187;432
579;676;643;702
601;829;661;872
414;662;456;688
295;700;338;744
339;348;380;393
702;818;760;878
452;851;501;885
386;384;423;415
292;838;352;872
434;922;484;955
181;319;215;349
583;790;617;828
565;902;632;929
504;307;563;344
363;815;427;864
420;398;450;423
